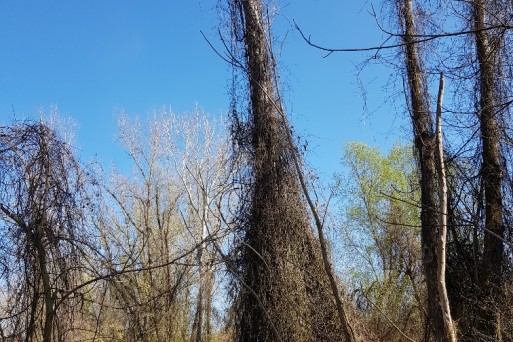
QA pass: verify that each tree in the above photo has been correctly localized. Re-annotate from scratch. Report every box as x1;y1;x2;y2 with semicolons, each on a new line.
295;0;513;337
395;1;453;339
226;0;353;341
164;109;233;342
471;1;506;338
91;108;232;341
342;142;425;341
92;112;194;341
0;121;95;342
434;74;456;342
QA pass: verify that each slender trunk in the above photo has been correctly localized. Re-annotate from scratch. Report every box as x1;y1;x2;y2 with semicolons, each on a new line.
194;218;207;342
399;0;446;339
35;230;54;342
473;0;505;338
26;277;39;342
193;189;212;342
38;127;54;342
204;268;213;337
289;134;355;342
194;272;204;342
435;74;457;342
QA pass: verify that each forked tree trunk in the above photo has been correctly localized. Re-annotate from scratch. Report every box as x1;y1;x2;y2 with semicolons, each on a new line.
472;0;505;338
399;0;447;339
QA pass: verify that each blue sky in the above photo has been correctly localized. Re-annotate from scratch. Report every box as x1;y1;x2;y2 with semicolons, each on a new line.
0;1;409;178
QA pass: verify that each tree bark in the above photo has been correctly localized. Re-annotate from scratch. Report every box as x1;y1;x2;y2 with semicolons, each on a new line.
39;127;55;342
35;229;54;342
435;74;457;342
399;0;446;339
472;0;505;338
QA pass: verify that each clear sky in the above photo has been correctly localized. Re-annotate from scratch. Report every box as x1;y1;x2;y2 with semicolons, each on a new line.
0;1;409;179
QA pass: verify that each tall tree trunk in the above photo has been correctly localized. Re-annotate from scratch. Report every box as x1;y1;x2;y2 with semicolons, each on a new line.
399;0;446;339
472;0;505;338
191;193;209;342
39;128;55;342
193;214;208;342
435;74;457;342
233;0;347;340
35;229;54;342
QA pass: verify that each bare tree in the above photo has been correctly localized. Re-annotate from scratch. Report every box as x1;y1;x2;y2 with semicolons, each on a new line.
163;109;233;342
471;0;506;338
397;1;509;338
91;108;233;341
294;0;513;339
395;0;449;339
0;121;94;342
435;74;457;342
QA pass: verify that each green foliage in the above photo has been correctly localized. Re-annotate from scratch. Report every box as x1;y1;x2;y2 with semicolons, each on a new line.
341;142;426;341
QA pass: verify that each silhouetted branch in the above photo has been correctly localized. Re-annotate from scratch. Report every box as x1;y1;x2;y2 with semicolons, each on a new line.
293;19;513;54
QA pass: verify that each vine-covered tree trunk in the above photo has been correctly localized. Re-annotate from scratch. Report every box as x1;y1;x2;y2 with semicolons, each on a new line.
233;0;346;340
